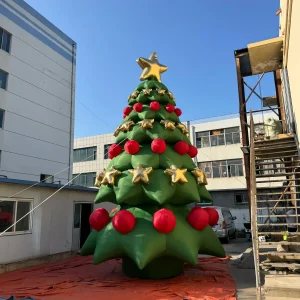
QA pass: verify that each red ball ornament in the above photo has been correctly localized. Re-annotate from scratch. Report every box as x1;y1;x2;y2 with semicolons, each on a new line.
151;138;166;154
123;107;132;116
123;114;126;119
124;140;140;154
187;145;198;158
133;103;143;112
204;207;219;226
112;210;136;234
174;108;182;116
174;141;189;155
150;101;160;111
187;207;209;231
153;208;176;234
165;104;175;113
108;144;122;159
89;208;110;231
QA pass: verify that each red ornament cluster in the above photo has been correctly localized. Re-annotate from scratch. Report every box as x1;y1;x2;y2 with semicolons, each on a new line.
174;141;189;155
108;144;123;159
133;103;143;112
165;104;175;113
187;207;209;230
150;101;160;111
151;138;166;154
204;207;219;226
153;208;176;233
124;140;140;154
89;208;110;231
112;210;136;234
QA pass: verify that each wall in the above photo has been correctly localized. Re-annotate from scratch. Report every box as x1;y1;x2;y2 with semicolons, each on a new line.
0;181;98;264
0;0;76;183
280;0;300;142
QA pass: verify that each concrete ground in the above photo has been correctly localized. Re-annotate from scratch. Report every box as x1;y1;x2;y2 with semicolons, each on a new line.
224;239;256;300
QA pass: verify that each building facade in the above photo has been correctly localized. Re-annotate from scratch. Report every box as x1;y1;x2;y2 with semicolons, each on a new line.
0;0;76;184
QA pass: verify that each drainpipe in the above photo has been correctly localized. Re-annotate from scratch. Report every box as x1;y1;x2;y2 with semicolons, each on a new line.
284;0;293;68
68;43;76;182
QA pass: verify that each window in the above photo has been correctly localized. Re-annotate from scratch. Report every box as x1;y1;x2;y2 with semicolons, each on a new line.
73;146;97;163
198;159;244;179
196;126;240;148
72;172;96;187
235;193;249;204
0;199;32;234
0;109;4;128
104;144;112;159
0;70;8;89
40;174;54;183
0;28;11;53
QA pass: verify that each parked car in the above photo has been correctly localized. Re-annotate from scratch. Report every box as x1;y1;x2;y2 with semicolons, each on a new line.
196;205;237;243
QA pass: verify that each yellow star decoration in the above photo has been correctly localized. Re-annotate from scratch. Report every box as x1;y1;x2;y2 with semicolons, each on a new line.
177;123;189;136
138;119;154;129
119;120;134;132
160;119;176;130
167;91;175;100
142;88;152;96
101;166;121;186
128;90;140;102
191;168;208;186
164;165;188;184
136;52;168;83
113;125;121;137
156;88;166;95
128;164;153;184
94;170;106;187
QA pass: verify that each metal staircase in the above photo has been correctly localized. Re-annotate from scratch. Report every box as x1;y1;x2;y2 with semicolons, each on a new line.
249;113;300;299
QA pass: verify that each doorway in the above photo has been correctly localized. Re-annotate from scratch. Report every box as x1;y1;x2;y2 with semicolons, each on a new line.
72;202;93;250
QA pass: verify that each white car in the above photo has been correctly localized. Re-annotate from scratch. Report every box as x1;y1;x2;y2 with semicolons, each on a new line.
196;205;237;243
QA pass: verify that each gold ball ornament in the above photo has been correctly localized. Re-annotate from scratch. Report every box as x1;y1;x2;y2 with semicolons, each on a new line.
136;52;168;83
101;166;121;186
94;170;106;187
191;168;208;186
128;163;153;184
156;88;166;95
164;165;188;184
142;88;152;96
177;123;189;136
160;119;176;131
138;119;154;129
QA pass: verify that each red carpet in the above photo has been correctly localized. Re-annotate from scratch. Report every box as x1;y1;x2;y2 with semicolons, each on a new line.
0;256;236;300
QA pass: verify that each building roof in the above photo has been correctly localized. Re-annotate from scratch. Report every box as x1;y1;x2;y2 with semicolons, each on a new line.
0;177;97;192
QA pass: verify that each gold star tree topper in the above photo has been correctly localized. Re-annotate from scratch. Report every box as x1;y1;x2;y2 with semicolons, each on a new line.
136;52;168;82
164;165;188;184
101;166;121;186
128;164;153;184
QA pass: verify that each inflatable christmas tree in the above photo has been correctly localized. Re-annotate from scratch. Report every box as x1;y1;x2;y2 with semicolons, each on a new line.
80;52;226;279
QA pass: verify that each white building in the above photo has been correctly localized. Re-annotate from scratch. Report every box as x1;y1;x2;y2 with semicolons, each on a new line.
73;112;276;218
0;0;76;185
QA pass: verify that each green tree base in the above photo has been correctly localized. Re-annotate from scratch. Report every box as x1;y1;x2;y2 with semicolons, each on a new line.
122;256;184;279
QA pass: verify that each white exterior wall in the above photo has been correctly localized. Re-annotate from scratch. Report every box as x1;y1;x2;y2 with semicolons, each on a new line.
0;0;76;184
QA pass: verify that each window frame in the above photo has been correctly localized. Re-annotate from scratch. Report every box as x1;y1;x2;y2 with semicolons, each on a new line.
234;193;249;205
103;144;112;160
195;126;240;148
0;27;12;53
0;69;8;90
73;146;97;163
0;198;33;235
72;172;97;188
0;108;4;129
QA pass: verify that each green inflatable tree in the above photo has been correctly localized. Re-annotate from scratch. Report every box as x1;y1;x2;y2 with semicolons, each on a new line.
80;52;226;279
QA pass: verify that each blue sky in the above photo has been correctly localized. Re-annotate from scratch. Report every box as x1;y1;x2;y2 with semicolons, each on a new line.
26;0;280;138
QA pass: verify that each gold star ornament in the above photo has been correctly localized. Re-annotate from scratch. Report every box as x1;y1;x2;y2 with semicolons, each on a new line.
128;90;140;102
128;164;153;184
136;52;168;83
113;125;121;137
142;88;152;96
160;119;176;130
156;88;166;95
94;170;106;187
138;119;154;129
177;123;189;136
164;165;188;184
191;168;208;186
101;166;121;186
119;120;134;132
